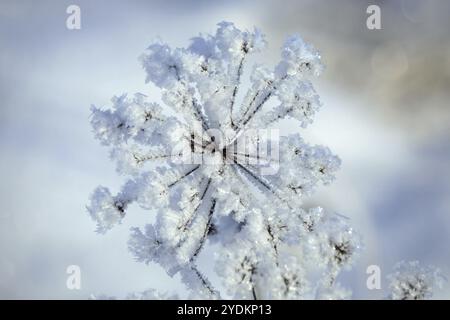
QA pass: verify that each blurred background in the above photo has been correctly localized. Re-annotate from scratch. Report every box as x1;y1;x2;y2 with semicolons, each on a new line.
0;0;449;299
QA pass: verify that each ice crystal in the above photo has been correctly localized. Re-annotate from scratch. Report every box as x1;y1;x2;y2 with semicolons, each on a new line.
388;261;444;300
87;21;362;299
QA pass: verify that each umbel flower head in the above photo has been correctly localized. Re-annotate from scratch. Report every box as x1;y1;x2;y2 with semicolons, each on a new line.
87;21;361;299
387;261;445;300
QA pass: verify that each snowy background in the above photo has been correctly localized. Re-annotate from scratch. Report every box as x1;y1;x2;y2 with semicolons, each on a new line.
1;0;449;299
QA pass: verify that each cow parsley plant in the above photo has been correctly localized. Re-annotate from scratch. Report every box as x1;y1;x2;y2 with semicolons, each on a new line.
387;261;444;300
88;21;362;299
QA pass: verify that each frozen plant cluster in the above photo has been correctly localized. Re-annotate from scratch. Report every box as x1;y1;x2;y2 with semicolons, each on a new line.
86;22;442;300
387;261;444;300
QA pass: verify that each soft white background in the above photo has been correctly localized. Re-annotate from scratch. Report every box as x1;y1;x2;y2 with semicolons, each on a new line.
1;0;449;299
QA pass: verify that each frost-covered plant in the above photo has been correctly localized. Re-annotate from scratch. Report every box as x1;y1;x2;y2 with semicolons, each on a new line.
387;261;444;300
87;21;362;299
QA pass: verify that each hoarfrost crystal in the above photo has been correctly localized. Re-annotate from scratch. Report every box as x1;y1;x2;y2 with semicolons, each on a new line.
87;21;363;299
387;261;444;300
